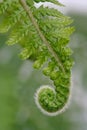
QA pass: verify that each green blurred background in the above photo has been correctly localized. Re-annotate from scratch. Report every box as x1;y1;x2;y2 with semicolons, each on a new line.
0;5;87;130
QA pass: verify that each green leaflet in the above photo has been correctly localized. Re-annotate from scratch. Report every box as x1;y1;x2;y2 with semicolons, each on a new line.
0;0;75;116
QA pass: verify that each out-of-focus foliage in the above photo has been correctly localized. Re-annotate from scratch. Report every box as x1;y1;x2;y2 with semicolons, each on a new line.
0;12;87;130
70;13;87;88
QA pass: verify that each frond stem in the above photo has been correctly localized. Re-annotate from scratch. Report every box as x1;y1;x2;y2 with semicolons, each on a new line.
19;0;65;73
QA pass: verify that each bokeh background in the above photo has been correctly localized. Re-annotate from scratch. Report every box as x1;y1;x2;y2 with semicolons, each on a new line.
0;0;87;130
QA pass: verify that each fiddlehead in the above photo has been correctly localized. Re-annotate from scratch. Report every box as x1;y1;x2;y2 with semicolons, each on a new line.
0;0;74;116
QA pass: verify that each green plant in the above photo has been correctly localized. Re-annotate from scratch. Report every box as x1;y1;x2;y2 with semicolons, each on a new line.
0;0;74;116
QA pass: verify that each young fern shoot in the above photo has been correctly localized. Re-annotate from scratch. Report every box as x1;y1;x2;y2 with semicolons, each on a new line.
0;0;74;116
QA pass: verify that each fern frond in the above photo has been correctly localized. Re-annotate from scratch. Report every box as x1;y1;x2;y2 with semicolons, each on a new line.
0;0;75;116
0;0;18;14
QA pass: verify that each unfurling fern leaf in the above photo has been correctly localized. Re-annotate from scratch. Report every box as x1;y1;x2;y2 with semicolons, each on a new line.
0;0;75;116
